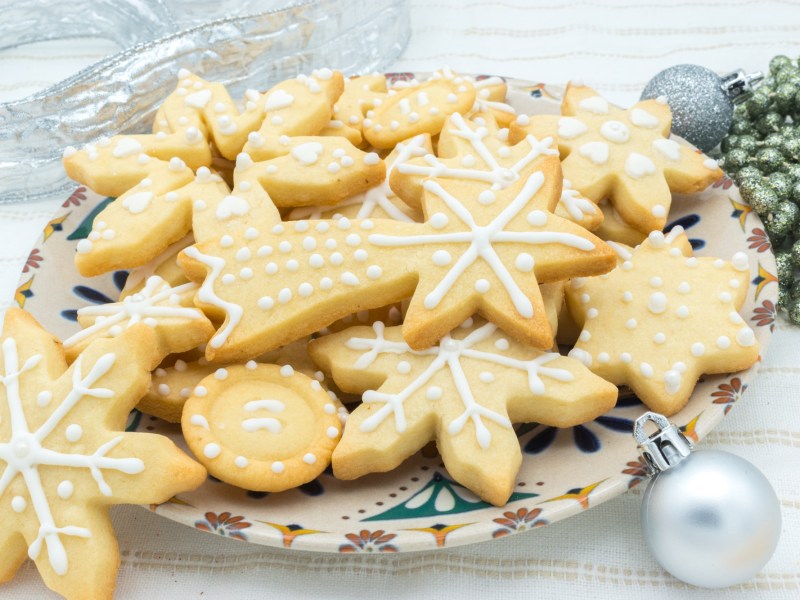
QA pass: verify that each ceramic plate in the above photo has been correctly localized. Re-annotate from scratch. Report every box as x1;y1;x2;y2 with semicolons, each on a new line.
17;75;778;553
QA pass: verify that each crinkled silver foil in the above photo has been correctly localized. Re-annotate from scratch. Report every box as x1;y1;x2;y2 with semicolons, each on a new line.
0;0;411;203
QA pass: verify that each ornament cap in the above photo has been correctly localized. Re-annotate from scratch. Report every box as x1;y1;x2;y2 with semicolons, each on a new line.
720;68;764;104
634;411;694;475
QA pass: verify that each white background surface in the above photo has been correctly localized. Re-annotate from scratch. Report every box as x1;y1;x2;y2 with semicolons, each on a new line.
1;1;799;597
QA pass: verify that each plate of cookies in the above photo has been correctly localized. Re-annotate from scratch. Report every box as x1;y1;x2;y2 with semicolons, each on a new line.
18;68;777;555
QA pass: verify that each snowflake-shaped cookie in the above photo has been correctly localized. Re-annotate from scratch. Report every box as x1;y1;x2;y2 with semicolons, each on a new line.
0;309;204;599
511;83;722;235
310;319;618;506
391;112;603;230
62;276;214;365
565;228;759;415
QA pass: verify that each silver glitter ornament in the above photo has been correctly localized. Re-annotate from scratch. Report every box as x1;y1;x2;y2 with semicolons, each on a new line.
634;412;781;589
641;65;762;152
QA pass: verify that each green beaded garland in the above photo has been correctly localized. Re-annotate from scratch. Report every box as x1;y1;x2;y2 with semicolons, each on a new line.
770;54;793;73
748;183;781;214
791;239;800;267
730;119;755;136
776;251;794;281
785;164;800;182
775;83;797;113
764;132;784;148
768;202;800;236
779;284;792;309
737;165;763;184
756;112;785;136
746;93;772;118
782;136;800;161
755;147;785;173
737;135;759;155
720;134;739;153
788;299;800;324
768;172;794;198
725;148;751;171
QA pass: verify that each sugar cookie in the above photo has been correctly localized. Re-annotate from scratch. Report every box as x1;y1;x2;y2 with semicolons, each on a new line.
0;309;205;599
510;83;722;236
310;319;618;506
181;364;343;492
565;228;758;415
62;275;214;367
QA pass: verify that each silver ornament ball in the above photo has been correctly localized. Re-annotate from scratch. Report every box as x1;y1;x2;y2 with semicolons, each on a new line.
641;449;781;588
641;65;733;152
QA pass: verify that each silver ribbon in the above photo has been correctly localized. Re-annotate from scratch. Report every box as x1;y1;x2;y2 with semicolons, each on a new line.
0;0;411;203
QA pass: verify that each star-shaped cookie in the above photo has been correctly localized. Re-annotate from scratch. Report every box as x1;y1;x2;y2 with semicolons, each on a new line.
565;228;759;415
511;83;722;235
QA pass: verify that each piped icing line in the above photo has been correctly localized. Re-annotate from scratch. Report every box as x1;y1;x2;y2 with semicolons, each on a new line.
0;341;143;575
397;112;557;190
369;171;594;318
559;180;598;222
345;321;574;449
182;246;244;349
63;277;203;349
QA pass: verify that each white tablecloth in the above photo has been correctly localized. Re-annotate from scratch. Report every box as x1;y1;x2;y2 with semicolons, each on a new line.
1;2;799;597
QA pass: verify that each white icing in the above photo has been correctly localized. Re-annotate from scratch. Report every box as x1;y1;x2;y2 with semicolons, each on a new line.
599;120;630;143
579;142;609;164
0;345;141;575
346;322;573;449
63;277;203;349
185;89;212;109
291;142;324;165
578;96;609;114
558;117;588;139
215;195;250;221
111;138;142;158
624;153;656;179
652;138;681;161
241;399;285;433
121;191;153;215
369;171;594;318
630;108;659;128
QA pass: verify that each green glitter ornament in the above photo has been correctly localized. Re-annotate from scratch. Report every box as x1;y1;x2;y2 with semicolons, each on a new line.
785;163;800;181
790;181;800;205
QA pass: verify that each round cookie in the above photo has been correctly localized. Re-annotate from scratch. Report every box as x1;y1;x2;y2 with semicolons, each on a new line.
181;363;342;492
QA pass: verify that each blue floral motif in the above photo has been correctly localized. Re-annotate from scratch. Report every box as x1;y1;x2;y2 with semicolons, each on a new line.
665;214;704;250
519;393;642;454
61;270;128;321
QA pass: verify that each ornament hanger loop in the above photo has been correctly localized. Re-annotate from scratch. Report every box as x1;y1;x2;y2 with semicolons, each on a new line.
634;411;694;475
